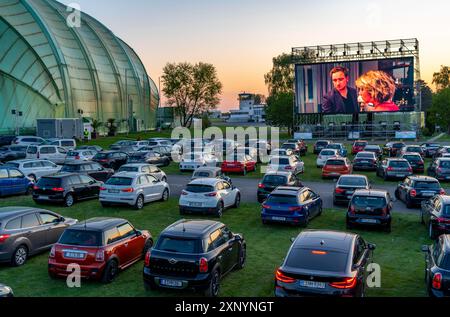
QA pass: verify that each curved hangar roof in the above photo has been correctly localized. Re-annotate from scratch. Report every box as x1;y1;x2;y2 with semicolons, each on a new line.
0;0;159;133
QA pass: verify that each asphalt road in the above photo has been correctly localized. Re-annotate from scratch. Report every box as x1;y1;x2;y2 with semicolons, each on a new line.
166;174;419;215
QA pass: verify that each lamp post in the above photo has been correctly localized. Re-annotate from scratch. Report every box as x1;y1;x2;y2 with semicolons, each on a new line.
11;109;23;136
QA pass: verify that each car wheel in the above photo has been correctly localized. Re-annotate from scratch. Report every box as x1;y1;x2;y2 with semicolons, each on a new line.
101;260;119;284
429;223;436;240
236;244;246;270
144;281;158;291
216;202;224;218
318;206;323;216
384;223;392;233
179;208;185;215
11;245;28;267
25;185;33;196
64;193;74;207
383;173;388;181
234;193;241;208
262;219;268;225
346;220;353;230
161;189;169;202
134;195;145;210
142;239;153;259
204;269;220;297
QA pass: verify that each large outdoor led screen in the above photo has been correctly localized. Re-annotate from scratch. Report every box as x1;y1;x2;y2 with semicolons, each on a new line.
295;57;415;114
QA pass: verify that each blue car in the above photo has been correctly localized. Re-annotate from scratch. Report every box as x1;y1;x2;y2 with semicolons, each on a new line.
261;187;322;226
326;143;348;157
0;167;33;197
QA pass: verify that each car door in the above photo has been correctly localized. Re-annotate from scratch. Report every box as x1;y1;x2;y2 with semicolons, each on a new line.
221;226;239;270
21;212;47;253
8;169;27;194
56;147;67;164
138;175;151;202
221;181;234;207
209;229;233;273
146;175;164;201
37;211;66;246
303;190;318;217
69;175;85;199
117;222;144;264
353;237;370;295
0;169;12;196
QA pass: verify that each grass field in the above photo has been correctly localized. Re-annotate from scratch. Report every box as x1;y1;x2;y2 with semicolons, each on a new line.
0;195;431;297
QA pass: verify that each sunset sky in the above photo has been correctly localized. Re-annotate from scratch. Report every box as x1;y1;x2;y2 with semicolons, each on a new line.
61;0;450;111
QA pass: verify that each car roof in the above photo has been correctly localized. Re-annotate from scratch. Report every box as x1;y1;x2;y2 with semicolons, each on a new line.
264;171;292;177
387;158;408;162
364;145;380;148
63;161;95;165
7;159;49;164
42;173;77;179
0;207;47;220
402;152;422;156
188;178;221;186
353;189;388;197
194;167;221;173
320;148;338;152
407;176;439;182
70;218;127;231
294;230;356;252
271;186;304;196
162;219;223;239
110;172;145;179
120;163;152;168
356;151;376;155
339;174;368;180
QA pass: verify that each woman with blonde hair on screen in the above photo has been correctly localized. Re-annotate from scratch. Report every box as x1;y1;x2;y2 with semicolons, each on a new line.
355;70;400;112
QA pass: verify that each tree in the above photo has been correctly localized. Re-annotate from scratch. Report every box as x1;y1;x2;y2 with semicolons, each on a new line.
253;94;266;105
418;80;433;111
432;65;450;92
162;62;222;128
90;119;103;139
428;87;450;134
265;92;294;135
264;53;294;95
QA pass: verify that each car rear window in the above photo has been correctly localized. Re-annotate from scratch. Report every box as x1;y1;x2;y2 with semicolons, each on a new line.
270;158;290;165
365;146;380;151
321;150;335;156
404;155;421;161
61;165;79;172
316;142;328;146
37;178;62;187
67;151;79;157
352;196;386;208
95;153;109;159
414;181;440;189
106;177;133;186
59;229;102;246
61;141;75;147
3;163;20;168
286;248;348;273
326;160;345;166
338;177;367;187
389;161;410;168
440;161;450;168
327;144;341;150
129;153;146;158
443;205;450;217
194;172;211;178
118;167;139;173
157;236;200;254
406;147;421;152
355;142;367;147
393;143;405;149
356;153;374;159
186;184;215;193
263;175;288;185
267;194;298;205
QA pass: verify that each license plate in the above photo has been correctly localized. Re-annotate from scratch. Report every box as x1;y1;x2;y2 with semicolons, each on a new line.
361;161;369;163
360;219;378;224
38;195;50;200
272;217;286;221
189;202;202;207
446;176;450;180
108;189;119;193
64;252;85;259
396;174;405;178
160;279;183;287
422;192;434;197
299;280;326;289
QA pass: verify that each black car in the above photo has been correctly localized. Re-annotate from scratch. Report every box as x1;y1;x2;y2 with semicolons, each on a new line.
400;153;425;173
275;230;375;297
363;145;382;159
395;176;444;209
0;136;16;147
422;235;450;297
353;152;378;171
346;190;393;232
127;151;170;167
421;195;450;239
143;220;246;297
257;172;303;203
384;142;405;157
140;146;173;161
333;175;370;205
313;140;331;154
0;145;28;162
421;143;441;158
428;158;450;182
61;162;114;182
433;147;450;160
92;151;128;170
33;174;102;207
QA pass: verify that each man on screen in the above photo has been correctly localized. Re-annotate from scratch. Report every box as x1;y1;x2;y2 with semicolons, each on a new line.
321;66;359;114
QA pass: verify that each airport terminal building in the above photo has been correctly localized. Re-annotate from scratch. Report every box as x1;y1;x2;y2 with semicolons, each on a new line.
0;0;159;135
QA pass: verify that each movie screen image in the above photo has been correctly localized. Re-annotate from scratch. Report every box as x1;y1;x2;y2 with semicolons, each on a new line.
295;57;415;114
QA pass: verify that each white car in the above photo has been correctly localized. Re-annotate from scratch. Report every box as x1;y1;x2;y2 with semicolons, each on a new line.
99;172;170;209
12;136;46;146
180;152;218;171
316;149;340;168
270;148;294;159
3;159;61;182
65;149;97;162
179;178;241;217
49;139;77;150
26;145;68;164
266;156;304;174
117;164;167;182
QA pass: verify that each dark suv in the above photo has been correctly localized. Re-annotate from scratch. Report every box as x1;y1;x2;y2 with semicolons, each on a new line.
333;175;370;205
347;190;393;232
61;162;114;182
313;140;331;154
143;220;246;297
422;235;450;297
257;172;303;203
92;151;128;170
395;176;445;209
421;195;450;239
428;158;450;182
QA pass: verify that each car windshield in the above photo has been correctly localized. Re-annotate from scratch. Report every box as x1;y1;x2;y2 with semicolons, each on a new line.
118;167;139;173
3;163;19;168
37;178;61;187
317;142;328;146
61;165;79;172
326;160;345;166
414;181;440;189
407;147;421;152
389;161;410;168
352;196;386;208
266;194;298;205
321;150;336;156
393;143;405;149
356;153;374;159
263;175;288;185
338;177;367;187
106;177;133;186
186;184;215;193
59;229;102;247
327;144;341;150
157;237;200;253
365;146;380;151
285;248;348;273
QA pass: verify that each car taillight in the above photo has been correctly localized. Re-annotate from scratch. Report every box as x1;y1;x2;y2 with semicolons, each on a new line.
410;189;417;197
258;183;265;189
205;192;217;197
330;276;357;289
144;249;151;267
335;188;345;194
407;167;413;173
285;166;293;170
121;188;134;193
52;187;65;192
349;205;356;215
0;234;11;243
440;189;446;195
432;273;442;290
199;257;208;273
289;206;303;212
100;187;107;191
181;190;188;196
437;217;450;224
262;204;271;209
275;269;296;284
75;156;80;160
50;246;55;258
437;168;443;174
33;185;39;190
95;250;105;262
387;167;394;171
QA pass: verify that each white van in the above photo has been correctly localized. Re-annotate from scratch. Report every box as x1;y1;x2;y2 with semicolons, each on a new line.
49;139;77;150
26;145;68;164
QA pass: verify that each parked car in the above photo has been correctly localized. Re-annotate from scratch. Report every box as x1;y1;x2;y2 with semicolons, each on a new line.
313;140;331;154
127;151;170;167
140;145;173;161
434;147;450;159
396;176;445;209
333;175;370;205
109;145;136;154
179;178;240;217
422;235;450;297
245;139;272;160
421;195;450;239
0;207;77;266
352;140;369;155
221;153;256;175
100;173;170;209
235;146;258;162
322;157;352;179
363;145;383;159
400;145;425;158
287;139;307;156
65;149;97;163
26;145;68;164
191;167;231;183
316;149;340;168
326;143;347;157
11;136;45;146
118;164;167;182
400;153;425;173
352;152;378;171
0;167;33;197
49;218;152;283
92;151;128;170
267;156;304;174
257;172;303;203
383;142;405;157
270;148;293;158
49;139;77;150
143;220;246;297
123;141;151;151
275;230;375;297
282;142;301;156
421;143;441;158
0;136;15;147
0;284;13;297
147;139;174;147
33;174;102;207
428;158;450;181
180;152;217;171
0;145;28;162
261;187;322;226
4;159;61;182
61;162;114;182
346;190;393;232
76;145;103;152
376;158;413;180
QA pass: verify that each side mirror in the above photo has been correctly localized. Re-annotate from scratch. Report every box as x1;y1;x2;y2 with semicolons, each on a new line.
422;245;429;253
290;237;296;243
367;243;376;251
136;230;142;237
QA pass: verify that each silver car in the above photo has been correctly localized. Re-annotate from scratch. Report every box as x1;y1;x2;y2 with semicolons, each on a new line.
99;172;170;209
117;164;167;182
3;159;61;182
65;150;97;163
